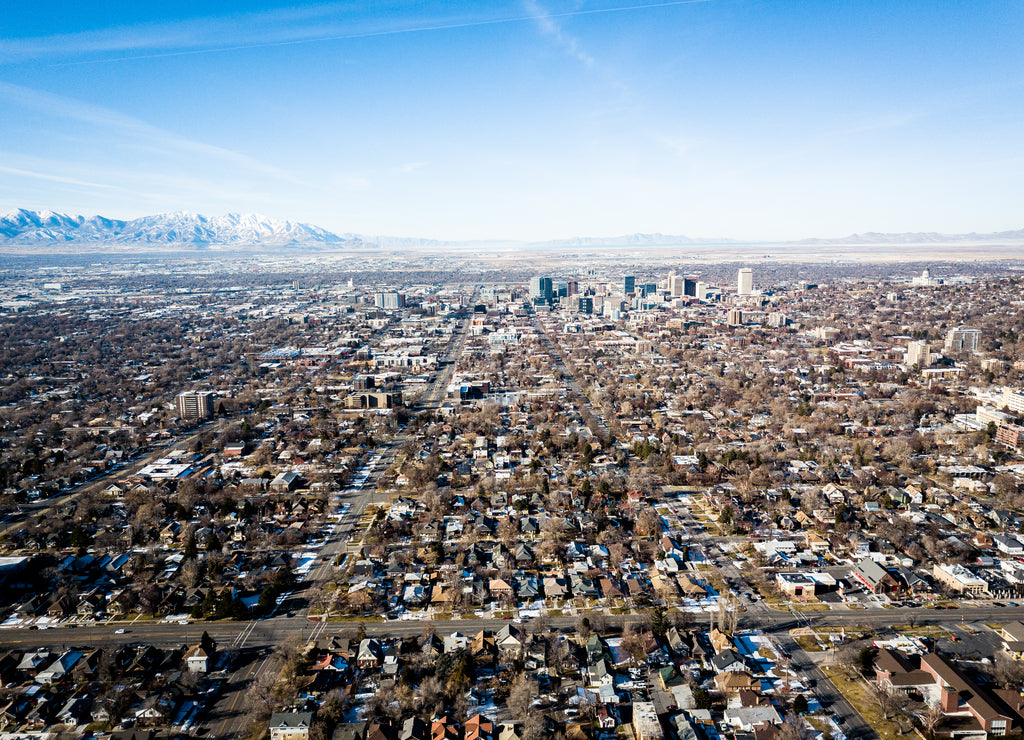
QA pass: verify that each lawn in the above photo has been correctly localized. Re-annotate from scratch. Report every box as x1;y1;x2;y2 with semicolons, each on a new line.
889;624;948;638
822;666;909;740
806;717;834;740
794;635;824;653
791;602;830;612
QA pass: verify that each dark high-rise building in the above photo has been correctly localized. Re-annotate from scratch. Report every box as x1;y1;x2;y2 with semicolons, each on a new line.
529;277;553;305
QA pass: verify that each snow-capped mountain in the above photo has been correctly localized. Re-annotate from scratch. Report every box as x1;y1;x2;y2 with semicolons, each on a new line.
0;209;351;249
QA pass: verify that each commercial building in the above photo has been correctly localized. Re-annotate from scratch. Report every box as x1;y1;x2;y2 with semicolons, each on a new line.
175;390;216;420
346;391;402;409
529;277;553;305
944;327;981;353
374;292;406;309
932;563;988;595
905;340;931;367
632;701;663;740
997;424;1024;450
622;275;636;295
1002;388;1024;414
977;406;1012;428
737;268;753;296
852;558;899;594
875;650;1018;737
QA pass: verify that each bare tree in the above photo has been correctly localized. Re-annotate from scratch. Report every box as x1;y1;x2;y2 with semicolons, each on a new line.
243;668;278;722
507;672;539;718
869;683;907;721
776;716;814;740
921;702;945;738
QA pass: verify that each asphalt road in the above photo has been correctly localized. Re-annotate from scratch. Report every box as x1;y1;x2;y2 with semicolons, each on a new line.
208;648;279;739
418;311;472;410
775;633;877;740
529;310;610;441
5;604;1022;651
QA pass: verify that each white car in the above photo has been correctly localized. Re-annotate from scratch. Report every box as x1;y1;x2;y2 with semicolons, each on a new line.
114;628;127;634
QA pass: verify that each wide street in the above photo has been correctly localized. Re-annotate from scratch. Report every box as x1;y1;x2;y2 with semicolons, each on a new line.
2;603;1018;652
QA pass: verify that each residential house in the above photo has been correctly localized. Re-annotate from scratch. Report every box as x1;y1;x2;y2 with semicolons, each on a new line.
711;650;747;674
465;714;494;740
270;712;315;740
357;639;384;670
715;671;759;694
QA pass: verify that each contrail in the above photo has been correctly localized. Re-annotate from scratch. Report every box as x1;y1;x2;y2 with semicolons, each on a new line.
43;0;713;67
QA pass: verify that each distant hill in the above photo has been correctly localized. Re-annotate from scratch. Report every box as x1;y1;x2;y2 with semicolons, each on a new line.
0;209;353;250
532;232;740;247
1;209;1022;253
791;229;1024;246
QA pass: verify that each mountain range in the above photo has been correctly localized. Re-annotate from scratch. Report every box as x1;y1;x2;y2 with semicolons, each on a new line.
1;209;1023;252
0;209;351;250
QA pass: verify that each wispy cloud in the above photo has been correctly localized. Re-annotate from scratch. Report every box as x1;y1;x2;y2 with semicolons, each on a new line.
0;82;293;181
0;164;121;192
0;152;276;205
523;0;596;67
0;4;359;63
0;2;713;67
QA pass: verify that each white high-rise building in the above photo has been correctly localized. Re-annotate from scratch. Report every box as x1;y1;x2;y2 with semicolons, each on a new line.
944;327;980;353
668;274;684;297
176;391;216;420
737;268;753;296
1002;388;1024;414
905;341;931;368
374;291;405;309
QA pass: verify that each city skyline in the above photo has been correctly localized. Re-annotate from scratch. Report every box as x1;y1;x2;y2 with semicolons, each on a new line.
1;1;1023;242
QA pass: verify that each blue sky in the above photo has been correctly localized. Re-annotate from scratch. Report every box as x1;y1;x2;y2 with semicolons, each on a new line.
1;1;1022;241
